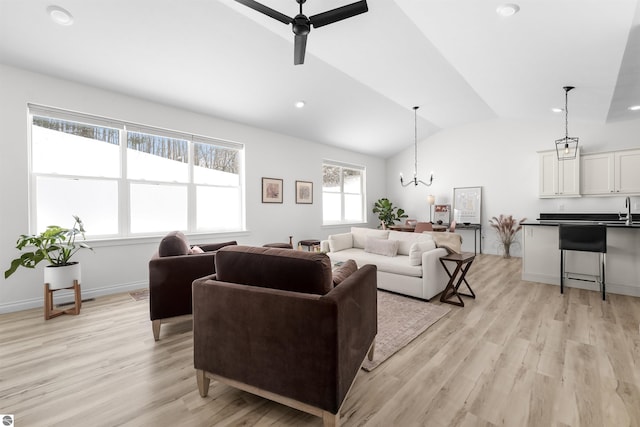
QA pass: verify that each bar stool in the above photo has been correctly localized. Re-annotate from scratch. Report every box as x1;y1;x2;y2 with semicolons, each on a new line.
558;224;607;300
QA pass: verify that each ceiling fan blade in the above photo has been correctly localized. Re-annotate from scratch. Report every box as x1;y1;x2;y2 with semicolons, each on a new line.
309;0;368;28
294;34;307;65
234;0;292;25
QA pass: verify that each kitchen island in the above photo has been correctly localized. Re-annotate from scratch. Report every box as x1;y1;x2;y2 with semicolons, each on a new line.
522;213;640;297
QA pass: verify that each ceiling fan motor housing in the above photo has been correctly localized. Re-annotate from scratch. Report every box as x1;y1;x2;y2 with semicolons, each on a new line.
293;14;310;35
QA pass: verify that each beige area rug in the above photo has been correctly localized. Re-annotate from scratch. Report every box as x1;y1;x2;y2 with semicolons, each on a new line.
128;287;449;371
362;291;451;372
129;288;149;301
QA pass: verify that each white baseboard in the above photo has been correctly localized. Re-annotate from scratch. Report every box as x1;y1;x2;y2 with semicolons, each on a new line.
522;274;640;298
0;281;148;314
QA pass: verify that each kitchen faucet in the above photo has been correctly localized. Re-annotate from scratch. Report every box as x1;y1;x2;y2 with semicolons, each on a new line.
619;196;632;225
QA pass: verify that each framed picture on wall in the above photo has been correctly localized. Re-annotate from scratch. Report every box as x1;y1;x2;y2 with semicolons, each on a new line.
262;177;283;203
295;181;313;204
453;186;482;224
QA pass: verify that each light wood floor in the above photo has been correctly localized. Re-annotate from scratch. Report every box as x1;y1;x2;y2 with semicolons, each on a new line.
1;254;639;426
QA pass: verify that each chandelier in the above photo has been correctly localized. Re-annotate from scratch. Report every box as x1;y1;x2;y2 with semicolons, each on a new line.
400;106;434;187
555;86;579;161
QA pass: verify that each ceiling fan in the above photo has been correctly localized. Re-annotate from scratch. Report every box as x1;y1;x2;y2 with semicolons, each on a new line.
235;0;368;65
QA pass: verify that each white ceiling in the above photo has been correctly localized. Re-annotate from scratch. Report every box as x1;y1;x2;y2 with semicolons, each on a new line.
1;0;639;158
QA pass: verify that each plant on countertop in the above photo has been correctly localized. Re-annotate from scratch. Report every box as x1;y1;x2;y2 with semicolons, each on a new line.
489;214;527;259
4;215;92;279
373;198;408;229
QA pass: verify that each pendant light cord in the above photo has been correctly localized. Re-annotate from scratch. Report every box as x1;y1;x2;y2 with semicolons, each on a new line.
565;88;569;139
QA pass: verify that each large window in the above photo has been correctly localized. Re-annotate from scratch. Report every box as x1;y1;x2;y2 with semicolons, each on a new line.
322;161;365;225
29;105;244;237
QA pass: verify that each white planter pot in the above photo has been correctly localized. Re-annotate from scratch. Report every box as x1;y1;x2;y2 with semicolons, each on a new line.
44;262;81;290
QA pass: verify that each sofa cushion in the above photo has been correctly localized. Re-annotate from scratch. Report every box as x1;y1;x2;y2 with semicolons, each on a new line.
215;245;333;295
409;240;437;266
328;248;422;277
332;259;358;286
351;227;389;249
365;237;399;257
328;233;353;252
388;230;431;255
158;231;190;257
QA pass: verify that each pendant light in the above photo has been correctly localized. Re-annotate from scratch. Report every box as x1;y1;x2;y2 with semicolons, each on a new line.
400;106;434;187
555;86;579;161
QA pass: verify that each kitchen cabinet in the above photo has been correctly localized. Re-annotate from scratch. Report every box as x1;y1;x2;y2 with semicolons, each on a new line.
538;149;580;198
581;149;640;195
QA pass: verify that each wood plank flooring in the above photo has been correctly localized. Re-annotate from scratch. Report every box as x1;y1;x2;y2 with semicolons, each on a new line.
1;254;639;426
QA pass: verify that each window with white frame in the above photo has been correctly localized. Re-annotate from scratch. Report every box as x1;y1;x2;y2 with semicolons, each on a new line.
29;105;244;237
322;161;365;225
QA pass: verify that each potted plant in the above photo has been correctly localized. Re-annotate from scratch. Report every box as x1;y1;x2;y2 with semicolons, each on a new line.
489;214;526;258
373;198;408;229
4;215;92;289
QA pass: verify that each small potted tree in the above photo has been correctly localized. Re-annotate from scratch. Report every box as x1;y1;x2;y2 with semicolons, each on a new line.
373;198;408;229
5;215;92;289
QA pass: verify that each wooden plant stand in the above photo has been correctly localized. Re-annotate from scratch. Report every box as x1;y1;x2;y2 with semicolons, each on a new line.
44;280;82;320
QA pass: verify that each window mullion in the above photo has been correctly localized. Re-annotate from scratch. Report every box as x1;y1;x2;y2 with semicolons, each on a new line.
120;127;129;236
188;139;196;232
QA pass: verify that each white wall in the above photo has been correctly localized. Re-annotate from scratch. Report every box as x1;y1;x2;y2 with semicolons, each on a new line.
0;64;386;313
386;117;640;256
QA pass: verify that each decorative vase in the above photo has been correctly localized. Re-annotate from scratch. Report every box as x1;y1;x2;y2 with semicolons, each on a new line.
503;244;511;259
44;262;81;290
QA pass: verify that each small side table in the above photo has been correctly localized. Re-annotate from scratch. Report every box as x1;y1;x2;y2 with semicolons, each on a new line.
44;280;82;320
439;252;476;307
298;239;321;251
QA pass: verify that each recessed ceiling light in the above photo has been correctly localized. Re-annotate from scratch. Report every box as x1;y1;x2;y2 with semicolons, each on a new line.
551;107;563;113
295;101;306;109
47;5;74;26
496;3;520;17
628;105;640;111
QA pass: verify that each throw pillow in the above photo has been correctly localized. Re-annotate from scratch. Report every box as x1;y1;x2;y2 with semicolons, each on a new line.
189;245;205;254
332;259;358;286
365;236;399;257
158;231;190;257
350;227;389;249
388;230;429;255
328;233;353;252
409;240;437;266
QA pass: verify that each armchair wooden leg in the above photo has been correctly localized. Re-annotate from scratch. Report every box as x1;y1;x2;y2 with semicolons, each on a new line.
196;369;210;397
152;320;161;341
322;411;340;427
367;340;375;361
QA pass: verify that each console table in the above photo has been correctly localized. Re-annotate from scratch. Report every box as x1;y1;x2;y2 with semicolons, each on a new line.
455;223;482;254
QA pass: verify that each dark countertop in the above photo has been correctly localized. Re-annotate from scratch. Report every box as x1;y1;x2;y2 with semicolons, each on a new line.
524;212;640;228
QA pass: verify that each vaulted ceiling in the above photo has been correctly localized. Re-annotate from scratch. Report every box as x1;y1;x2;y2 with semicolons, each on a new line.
1;0;639;158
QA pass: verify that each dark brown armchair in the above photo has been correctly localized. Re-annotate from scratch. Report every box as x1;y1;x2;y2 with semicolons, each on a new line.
148;231;236;340
192;246;377;427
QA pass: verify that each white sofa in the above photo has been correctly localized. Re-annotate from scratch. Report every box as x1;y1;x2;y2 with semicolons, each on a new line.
321;227;461;300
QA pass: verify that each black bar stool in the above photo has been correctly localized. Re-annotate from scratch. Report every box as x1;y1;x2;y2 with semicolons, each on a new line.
558;224;607;300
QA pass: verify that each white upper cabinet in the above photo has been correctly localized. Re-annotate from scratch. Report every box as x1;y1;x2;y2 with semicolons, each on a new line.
538;149;580;198
616;150;640;194
581;152;615;195
581;149;640;195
